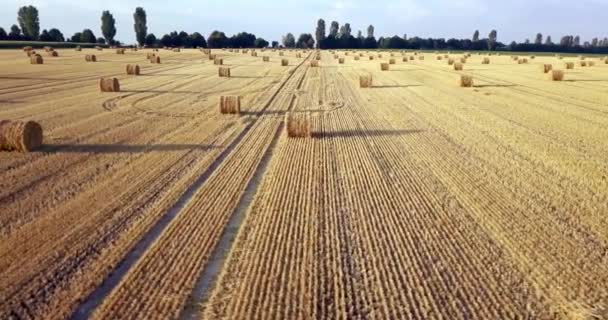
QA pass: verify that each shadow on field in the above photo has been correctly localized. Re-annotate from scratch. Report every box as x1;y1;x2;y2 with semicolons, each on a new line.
0;76;64;81
474;84;517;88
121;89;200;94
372;84;421;88
314;129;424;139
241;110;284;116
41;144;217;154
230;76;265;79
564;79;608;82
0;99;24;104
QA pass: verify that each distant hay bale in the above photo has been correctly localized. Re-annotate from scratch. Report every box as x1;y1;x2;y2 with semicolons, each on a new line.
380;63;389;71
418;56;425;60
0;120;43;152
296;53;302;58
262;56;270;62
219;96;241;114
338;58;345;64
354;56;360;61
334;54;339;59
454;62;464;71
588;61;595;67
460;75;474;87
518;58;528;64
23;46;33;52
26;50;36;57
146;53;156;59
460;57;467;63
30;54;43;64
310;60;319;67
389;58;396;64
285;112;311;138
279;52;284;56
359;75;372;88
378;54;383;58
251;51;258;57
580;61;587;67
95;46;103;51
542;64;553;73
48;51;58;57
436;56;443;60
369;56;374;60
530;56;535;59
565;62;575;69
150;56;161;64
402;57;408;62
209;54;216;60
281;59;289;66
409;56;415;61
447;58;455;65
75;46;82;51
126;64;140;75
85;54;97;62
116;48;126;54
218;67;231;77
44;46;53;52
173;48;181;52
99;78;120;92
550;70;564;81
482;57;490;64
214;58;224;65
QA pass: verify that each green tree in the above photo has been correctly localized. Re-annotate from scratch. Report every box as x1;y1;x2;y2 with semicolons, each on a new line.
488;29;497;50
145;33;157;46
296;33;315;48
535;33;543;45
101;10;117;44
0;27;7;40
81;29;97;43
367;25;374;38
315;19;325;49
545;35;552;45
339;23;351;38
9;24;22;40
282;33;296;48
254;38;269;48
473;30;479;41
271;41;279;48
189;32;206;48
39;29;51;41
329;21;339;37
70;32;82;43
48;28;64;42
207;30;228;48
18;5;40;40
133;7;147;46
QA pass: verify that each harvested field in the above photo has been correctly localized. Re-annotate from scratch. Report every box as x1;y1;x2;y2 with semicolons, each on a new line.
1;48;608;320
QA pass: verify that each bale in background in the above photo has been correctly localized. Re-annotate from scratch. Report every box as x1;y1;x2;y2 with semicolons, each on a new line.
369;56;374;60
418;56;425;60
209;54;216;60
214;58;224;65
99;78;120;92
23;46;33;52
281;59;289;66
75;46;82;51
389;58;396;64
26;50;36;57
30;54;43;64
219;67;231;77
580;61;588;67
518;58;528;64
588;61;596;67
402;57;408;62
150;56;161;64
460;57;467;63
85;54;97;62
380;63;389;71
48;51;59;57
409;56;415;61
0;120;43;152
279;52;285;56
565;62;574;69
310;61;319;67
251;52;258;57
550;70;564;81
146;53;156;59
354;56;360;61
116;48;126;54
454;62;463;71
360;75;373;88
173;48;181;52
482;57;490;64
542;64;553;73
262;56;270;62
296;53;302;58
460;75;474;87
285;112;311;138
126;64;141;75
338;58;345;64
219;96;241;114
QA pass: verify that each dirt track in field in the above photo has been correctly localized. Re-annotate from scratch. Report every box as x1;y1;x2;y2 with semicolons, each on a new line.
1;48;607;320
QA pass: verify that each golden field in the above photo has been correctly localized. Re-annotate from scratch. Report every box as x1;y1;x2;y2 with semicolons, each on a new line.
1;47;607;319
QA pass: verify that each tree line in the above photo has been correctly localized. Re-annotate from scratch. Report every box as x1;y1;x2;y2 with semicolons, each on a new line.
2;5;608;54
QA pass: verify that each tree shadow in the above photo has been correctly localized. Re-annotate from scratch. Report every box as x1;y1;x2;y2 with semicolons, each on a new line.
313;129;424;139
121;89;200;94
564;79;608;82
40;144;217;154
240;110;284;116
0;99;25;104
140;73;201;77
0;76;65;81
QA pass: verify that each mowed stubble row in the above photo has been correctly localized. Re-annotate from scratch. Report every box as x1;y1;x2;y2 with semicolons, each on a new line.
1;47;607;319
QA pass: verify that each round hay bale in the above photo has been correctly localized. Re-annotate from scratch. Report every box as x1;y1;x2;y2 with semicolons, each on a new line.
389;58;396;64
285;112;311;138
99;78;120;92
338;58;345;64
550;70;564;81
0;120;43;152
262;56;270;62
150;56;161;64
219;96;241;114
542;64;553;73
30;54;43;64
126;64;141;75
482;57;490;64
85;54;97;62
75;46;82;51
281;59;289;66
360;75;373;88
26;50;36;57
23;46;33;52
460;75;474;87
454;62;464;71
48;51;59;57
565;62;575;69
218;67;231;77
310;61;319;67
380;63;389;71
214;58;224;65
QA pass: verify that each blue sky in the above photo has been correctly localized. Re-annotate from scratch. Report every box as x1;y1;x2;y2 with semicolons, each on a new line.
2;0;607;44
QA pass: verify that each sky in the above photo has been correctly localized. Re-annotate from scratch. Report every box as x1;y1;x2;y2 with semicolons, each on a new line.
2;0;607;44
